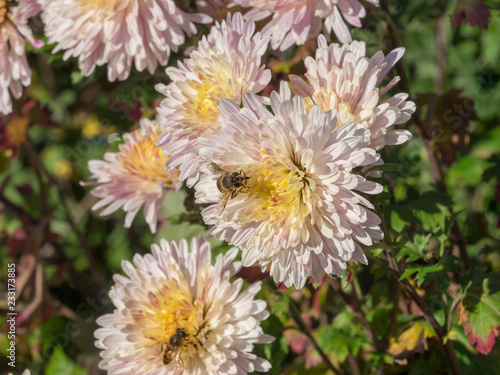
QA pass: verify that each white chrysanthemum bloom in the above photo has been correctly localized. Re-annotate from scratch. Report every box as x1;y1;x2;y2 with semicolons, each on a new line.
156;12;271;187
0;0;43;115
195;83;384;288
290;35;416;151
39;0;211;81
229;0;378;50
81;118;182;233
95;237;273;374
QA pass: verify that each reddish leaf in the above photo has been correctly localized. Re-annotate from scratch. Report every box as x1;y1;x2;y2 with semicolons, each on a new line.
459;274;500;354
277;282;288;292
235;262;269;282
430;90;476;166
464;323;500;354
451;0;492;29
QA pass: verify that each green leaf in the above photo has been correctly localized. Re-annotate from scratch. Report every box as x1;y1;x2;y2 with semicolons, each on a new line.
390;209;409;232
396;233;432;263
260;315;287;375
371;265;390;280
411;191;452;230
446;155;493;186
399;255;460;288
45;346;87;375
157;221;207;242
399;267;419;282
316;311;367;362
161;190;188;220
272;290;290;322
482;154;500;182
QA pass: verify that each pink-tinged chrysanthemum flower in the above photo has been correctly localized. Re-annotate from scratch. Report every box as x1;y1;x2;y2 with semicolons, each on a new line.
39;0;211;82
95;237;273;374
156;12;271;187
290;35;416;152
81;118;182;233
229;0;378;50
195;84;384;288
0;0;43;115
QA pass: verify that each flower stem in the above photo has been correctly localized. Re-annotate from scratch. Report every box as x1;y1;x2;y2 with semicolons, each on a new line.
329;278;387;352
288;300;342;375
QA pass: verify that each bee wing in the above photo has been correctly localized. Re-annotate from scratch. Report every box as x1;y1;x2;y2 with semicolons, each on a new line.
143;343;163;357
208;162;226;175
217;191;231;215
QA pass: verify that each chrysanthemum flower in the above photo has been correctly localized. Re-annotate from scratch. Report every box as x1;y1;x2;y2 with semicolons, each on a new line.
95;237;273;374
156;12;271;187
81;118;182;233
229;0;378;50
195;84;384;288
290;35;416;151
39;0;211;81
0;0;43;115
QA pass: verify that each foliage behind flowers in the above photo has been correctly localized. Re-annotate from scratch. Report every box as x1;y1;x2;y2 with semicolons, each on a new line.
1;1;500;375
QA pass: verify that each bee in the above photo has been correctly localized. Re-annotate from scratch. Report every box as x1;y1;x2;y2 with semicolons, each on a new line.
208;163;250;214
161;328;188;366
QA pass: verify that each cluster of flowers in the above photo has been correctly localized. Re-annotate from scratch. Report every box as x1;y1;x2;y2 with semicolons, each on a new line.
1;0;377;114
1;0;416;373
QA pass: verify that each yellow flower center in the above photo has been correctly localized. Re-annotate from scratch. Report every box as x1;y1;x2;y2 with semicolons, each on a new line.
303;90;355;132
240;155;314;230
131;272;214;369
116;126;172;184
181;49;240;135
150;281;200;342
195;78;230;125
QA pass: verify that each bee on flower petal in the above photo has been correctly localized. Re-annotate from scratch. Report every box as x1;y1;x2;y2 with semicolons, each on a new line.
161;328;188;366
208;163;250;214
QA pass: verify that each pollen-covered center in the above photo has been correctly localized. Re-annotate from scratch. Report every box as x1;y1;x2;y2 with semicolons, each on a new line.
241;155;316;229
302;67;364;130
116;127;172;184
133;278;205;367
182;51;240;134
303;89;355;131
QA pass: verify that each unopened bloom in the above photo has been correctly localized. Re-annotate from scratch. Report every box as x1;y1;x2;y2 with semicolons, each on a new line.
0;0;43;115
229;0;379;50
156;12;271;187
195;84;384;288
81;118;181;233
290;35;416;151
95;237;273;374
39;0;211;81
